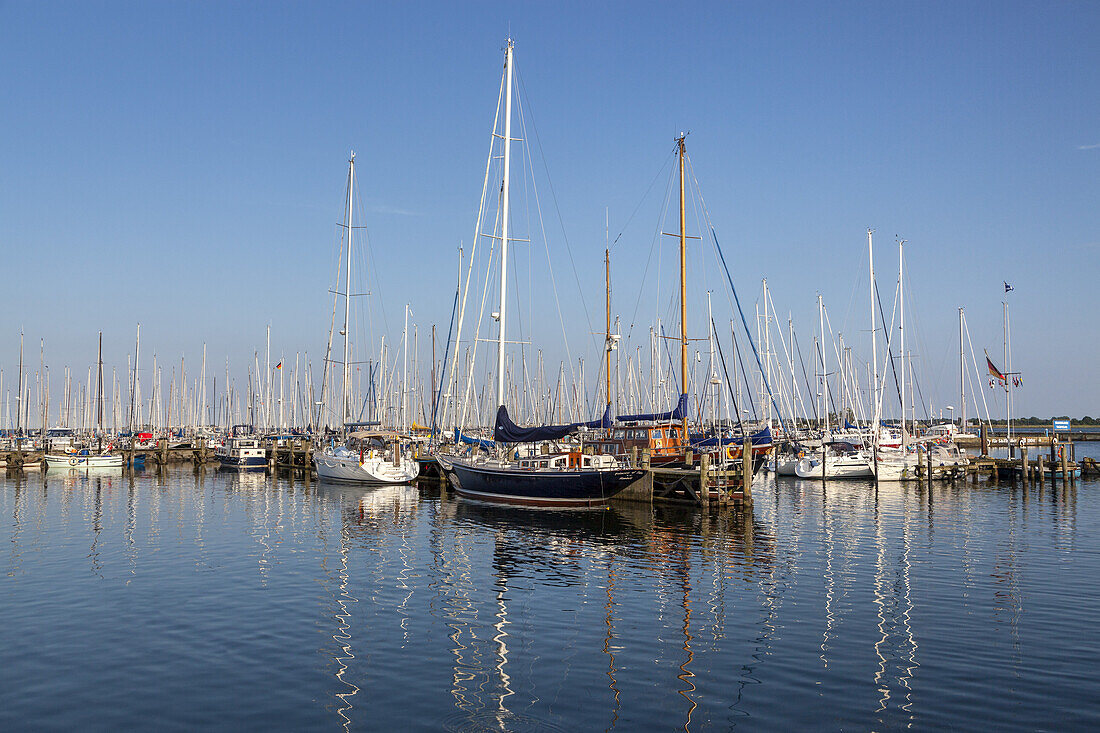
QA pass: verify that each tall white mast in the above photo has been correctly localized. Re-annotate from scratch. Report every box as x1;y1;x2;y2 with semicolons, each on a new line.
402;303;409;432
496;38;514;410
1003;301;1010;446
959;307;966;428
868;229;878;429
898;239;907;448
818;293;827;435
342;152;356;424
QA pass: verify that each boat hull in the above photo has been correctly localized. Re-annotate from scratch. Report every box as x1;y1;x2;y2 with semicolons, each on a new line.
313;451;420;484
217;455;268;470
446;459;646;507
45;454;125;469
795;456;873;479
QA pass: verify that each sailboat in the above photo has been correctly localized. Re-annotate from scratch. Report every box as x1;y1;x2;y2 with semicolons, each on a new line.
312;153;420;484
444;40;644;506
45;332;124;470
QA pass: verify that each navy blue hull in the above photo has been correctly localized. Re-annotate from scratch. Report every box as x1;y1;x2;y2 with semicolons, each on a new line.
447;461;646;507
218;456;267;470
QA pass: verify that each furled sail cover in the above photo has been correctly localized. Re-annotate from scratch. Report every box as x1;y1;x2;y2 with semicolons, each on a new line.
615;393;688;423
493;405;579;443
454;428;495;451
577;404;612;429
691;425;772;447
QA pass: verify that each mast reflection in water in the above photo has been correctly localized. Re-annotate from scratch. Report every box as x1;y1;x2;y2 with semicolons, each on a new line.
1;463;1098;730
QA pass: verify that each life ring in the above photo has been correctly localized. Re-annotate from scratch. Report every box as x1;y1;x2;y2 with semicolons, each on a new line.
726;445;737;461
797;451;805;459
69;458;77;466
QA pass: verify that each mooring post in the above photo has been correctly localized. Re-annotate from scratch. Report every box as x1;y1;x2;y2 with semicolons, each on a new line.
641;448;651;471
1038;454;1045;486
980;423;988;456
1070;441;1077;486
1061;445;1069;489
630;445;638;468
742;437;753;504
699;452;710;502
917;444;925;483
1021;446;1029;484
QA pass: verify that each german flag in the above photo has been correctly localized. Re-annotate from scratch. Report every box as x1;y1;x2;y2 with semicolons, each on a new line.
986;353;1007;382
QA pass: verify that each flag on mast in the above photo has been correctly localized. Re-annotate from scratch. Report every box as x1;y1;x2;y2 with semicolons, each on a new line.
985;351;1007;383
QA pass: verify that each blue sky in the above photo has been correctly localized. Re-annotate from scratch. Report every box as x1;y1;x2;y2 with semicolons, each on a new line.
1;0;1097;422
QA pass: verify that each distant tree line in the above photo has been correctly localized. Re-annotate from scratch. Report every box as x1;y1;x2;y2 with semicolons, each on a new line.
983;416;1099;426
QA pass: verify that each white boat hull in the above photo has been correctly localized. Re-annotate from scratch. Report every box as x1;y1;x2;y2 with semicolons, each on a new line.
313;450;420;484
45;453;125;469
795;454;873;479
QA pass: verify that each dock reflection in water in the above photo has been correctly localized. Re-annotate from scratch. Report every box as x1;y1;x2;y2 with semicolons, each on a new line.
1;467;1098;730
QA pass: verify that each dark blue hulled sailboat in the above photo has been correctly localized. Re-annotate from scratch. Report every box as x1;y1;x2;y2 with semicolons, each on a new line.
447;406;645;507
442;40;643;507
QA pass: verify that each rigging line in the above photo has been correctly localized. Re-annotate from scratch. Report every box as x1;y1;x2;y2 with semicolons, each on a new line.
610;148;677;249
732;323;758;421
514;73;583;399
874;277;903;415
794;333;818;422
686;154;786;431
963;317;992;427
704;223;783;430
622;141;678;350
711;316;744;436
515;69;595;368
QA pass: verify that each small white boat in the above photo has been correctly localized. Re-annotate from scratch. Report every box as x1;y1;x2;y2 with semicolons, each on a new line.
45;451;125;469
795;442;873;479
314;431;420;484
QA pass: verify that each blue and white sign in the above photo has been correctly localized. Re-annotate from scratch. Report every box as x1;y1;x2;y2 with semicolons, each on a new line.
1053;419;1071;431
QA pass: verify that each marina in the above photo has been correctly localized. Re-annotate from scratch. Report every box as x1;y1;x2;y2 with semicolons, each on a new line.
3;2;1099;730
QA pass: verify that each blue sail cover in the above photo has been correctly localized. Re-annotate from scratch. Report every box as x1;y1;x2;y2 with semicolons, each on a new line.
616;393;689;423
578;404;612;430
454;428;495;451
844;419;859;430
494;405;580;443
692;425;772;448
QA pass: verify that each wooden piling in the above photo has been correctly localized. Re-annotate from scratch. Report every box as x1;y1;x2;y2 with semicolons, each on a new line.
742;437;753;504
699;452;710;500
1021;446;1029;484
1061;446;1069;488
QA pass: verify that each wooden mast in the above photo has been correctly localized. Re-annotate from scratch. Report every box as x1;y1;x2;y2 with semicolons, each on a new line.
678;135;688;443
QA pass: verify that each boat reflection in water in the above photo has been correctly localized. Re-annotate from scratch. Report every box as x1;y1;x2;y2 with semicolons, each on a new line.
1;461;1092;730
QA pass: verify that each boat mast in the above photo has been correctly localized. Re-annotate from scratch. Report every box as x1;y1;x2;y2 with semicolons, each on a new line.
959;307;965;428
1003;300;1010;447
898;238;907;450
868;229;878;429
677;135;688;442
16;331;23;436
605;249;613;416
818;293;827;436
496;38;514;410
96;331;104;436
342;152;356;425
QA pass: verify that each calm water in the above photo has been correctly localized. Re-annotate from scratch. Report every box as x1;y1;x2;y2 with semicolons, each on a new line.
2;449;1099;731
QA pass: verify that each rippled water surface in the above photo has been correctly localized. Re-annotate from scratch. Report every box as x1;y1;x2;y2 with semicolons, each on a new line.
3;450;1099;731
